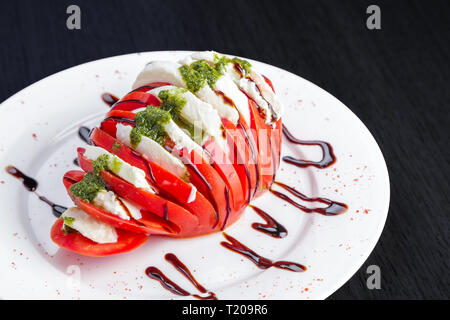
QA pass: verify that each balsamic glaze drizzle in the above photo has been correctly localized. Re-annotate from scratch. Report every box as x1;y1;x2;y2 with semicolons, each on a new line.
221;233;306;272
271;181;348;216
282;124;336;168
6;166;38;191
145;253;217;300
145;266;190;297
101;93;119;107
78;126;94;145
103;116;136;126
250;205;287;238
220;187;231;230
37;195;68;218
5;166;67;217
165;253;217;300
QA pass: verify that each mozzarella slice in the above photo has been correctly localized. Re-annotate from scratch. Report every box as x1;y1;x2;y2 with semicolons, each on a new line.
248;71;283;118
149;85;228;153
239;77;273;123
181;51;283;121
115;123;187;178
164;119;204;155
196;85;240;124
84;145;153;192
213;76;251;125
133;61;185;90
61;207;118;244
132;60;240;125
119;197;143;220
92;190;130;220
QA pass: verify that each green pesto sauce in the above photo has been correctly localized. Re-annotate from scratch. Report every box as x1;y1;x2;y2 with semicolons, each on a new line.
213;54;231;73
179;65;206;93
158;88;187;118
159;88;205;145
69;154;108;202
110;157;123;174
61;216;75;226
179;60;223;93
130;106;171;147
190;61;222;86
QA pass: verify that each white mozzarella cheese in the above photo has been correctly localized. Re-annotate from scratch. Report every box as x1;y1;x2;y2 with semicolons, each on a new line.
133;61;186;90
213;76;251;125
115;123;187;178
93;190;130;220
84;145;153;192
149;85;228;153
181;51;283;120
239;77;273;124
248;71;283;118
119;197;143;220
196;85;240;124
164;119;204;155
61;207;118;244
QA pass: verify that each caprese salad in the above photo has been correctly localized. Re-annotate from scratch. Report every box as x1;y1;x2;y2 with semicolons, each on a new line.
51;51;284;256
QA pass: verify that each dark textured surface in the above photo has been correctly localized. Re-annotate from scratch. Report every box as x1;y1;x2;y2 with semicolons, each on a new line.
0;0;448;299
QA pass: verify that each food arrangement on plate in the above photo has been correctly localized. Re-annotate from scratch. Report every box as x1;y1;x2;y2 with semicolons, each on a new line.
5;51;361;299
50;51;287;256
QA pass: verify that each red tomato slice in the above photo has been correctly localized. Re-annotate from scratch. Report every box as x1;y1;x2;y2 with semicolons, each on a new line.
176;147;231;230
77;149;200;237
63;170;178;236
261;74;282;173
89;128;218;234
110;100;148;112
101;110;136;137
247;98;276;197
121;92;159;105
262;75;275;92
201;137;246;212
131;82;173;93
50;218;148;257
221;117;259;203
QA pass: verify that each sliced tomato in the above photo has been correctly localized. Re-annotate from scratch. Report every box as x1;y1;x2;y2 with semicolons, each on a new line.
110;100;148;112
50;218;148;257
63;170;178;236
120;91;160;105
246;98;276;197
131;82;173;93
202;137;246;211
262;75;275;92
176;147;232;230
89;128;218;234
77;148;200;237
221;117;259;203
101;110;136;137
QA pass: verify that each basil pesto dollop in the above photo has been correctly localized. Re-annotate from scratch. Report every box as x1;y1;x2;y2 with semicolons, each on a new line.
179;60;222;93
130;106;172;148
159;88;206;144
213;54;252;75
179;55;252;93
69;154;109;202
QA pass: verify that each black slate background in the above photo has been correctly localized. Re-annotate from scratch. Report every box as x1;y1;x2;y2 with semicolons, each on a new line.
0;0;448;299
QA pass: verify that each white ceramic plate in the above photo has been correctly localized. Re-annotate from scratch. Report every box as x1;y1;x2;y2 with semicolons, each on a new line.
0;51;389;300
